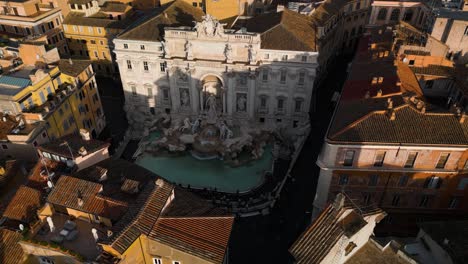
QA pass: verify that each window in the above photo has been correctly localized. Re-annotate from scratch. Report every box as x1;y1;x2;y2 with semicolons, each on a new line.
301;56;307;62
131;85;137;96
2;144;8;149
355;2;360;9
124;44;128;49
298;71;305;85
436;153;450;168
464;26;468;36
262;69;268;81
449;197;459;209
147;87;153;97
277;98;284;110
264;53;269;59
160;62;166;72
126;60;132;70
377;8;387;20
425;80;434;89
94;51;98;58
280;69;287;83
260;97;267;108
39;257;55;264
343;150;355;166
294;99;302;112
419;195;430;207
363;193;371;205
192;2;197;6
398;175;409;187
405;152;418;168
90;40;96;44
173;262;181;264
143;61;149;71
97;28;102;34
403;9;414;22
162;89;169;100
339;174;349;185
391;194;400;206
390;9;400;21
409;59;415;66
423;176;441;189
153;258;162;264
368;175;379;186
281;55;288;61
374;151;386;167
141;45;145;50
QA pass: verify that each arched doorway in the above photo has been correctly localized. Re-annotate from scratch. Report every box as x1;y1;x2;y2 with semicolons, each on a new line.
200;75;225;120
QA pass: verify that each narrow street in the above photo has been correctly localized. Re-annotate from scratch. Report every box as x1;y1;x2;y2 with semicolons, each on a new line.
229;56;351;263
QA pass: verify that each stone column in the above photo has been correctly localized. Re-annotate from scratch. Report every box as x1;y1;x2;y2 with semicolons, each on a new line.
168;68;179;112
227;72;235;115
199;86;204;112
188;71;199;114
247;73;256;119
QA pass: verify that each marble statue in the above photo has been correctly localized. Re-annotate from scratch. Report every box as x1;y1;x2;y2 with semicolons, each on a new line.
224;44;233;62
237;94;247;112
180;89;190;107
184;41;192;58
179;117;192;132
215;21;225;37
219;121;233;140
191;118;201;134
161;41;169;57
248;45;256;63
194;15;218;36
206;94;218;121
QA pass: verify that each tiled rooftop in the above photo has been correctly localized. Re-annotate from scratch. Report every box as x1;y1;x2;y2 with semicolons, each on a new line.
38;134;110;159
327;27;468;146
3;185;42;223
149;216;234;264
0;228;27;264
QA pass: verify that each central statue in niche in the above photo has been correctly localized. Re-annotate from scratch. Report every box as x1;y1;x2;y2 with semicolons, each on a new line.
201;75;223;123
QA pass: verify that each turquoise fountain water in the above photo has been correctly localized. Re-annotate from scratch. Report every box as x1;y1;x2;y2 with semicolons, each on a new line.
136;144;273;193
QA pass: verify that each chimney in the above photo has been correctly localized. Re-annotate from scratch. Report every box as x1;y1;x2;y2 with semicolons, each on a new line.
387;98;393;109
332;193;345;210
376;89;383;97
80;129;91;141
387;109;396;120
459;112;466;123
78;146;87;156
164;12;168;19
77;190;84;207
421;106;426;114
155;178;165;187
69;58;73;65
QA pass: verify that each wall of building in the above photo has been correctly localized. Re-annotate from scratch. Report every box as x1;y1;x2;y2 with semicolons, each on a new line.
114;27;317;130
63;20;122;76
117;234;216;264
19;241;82;264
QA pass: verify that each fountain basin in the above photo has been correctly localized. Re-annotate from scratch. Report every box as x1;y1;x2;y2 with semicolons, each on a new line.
136;145;273;193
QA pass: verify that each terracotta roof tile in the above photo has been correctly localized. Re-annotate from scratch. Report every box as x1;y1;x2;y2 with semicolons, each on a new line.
118;0;205;41
38;134;109;159
47;176;128;221
290;195;383;264
57;59;91;77
3;185;42;223
0;229;26;264
244;9;317;51
149;217;234;264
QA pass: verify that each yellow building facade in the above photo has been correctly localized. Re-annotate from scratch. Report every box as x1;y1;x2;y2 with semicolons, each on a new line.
62;1;133;76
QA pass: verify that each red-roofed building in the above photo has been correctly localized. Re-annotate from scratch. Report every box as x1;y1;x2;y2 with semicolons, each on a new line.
313;27;468;236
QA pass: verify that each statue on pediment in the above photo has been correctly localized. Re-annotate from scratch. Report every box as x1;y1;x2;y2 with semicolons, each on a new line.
194;14;225;37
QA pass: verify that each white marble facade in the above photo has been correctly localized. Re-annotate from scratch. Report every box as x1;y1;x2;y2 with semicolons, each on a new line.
114;15;318;128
